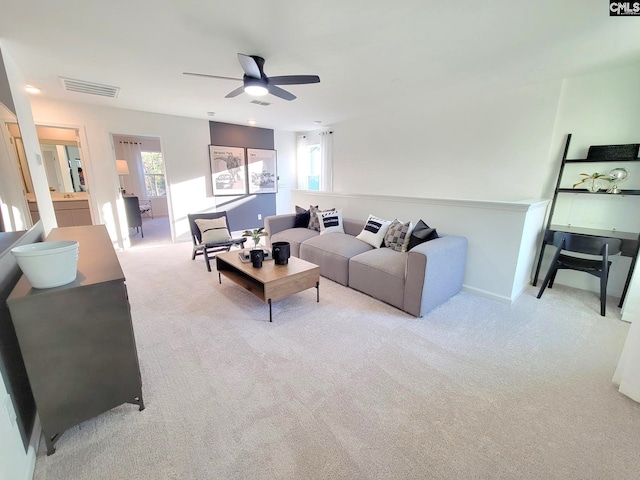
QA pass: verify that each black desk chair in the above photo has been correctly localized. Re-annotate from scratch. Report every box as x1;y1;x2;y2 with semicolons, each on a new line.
188;211;247;272
536;232;622;316
124;196;143;238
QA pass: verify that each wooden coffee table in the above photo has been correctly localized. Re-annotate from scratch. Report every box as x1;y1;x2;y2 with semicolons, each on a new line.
215;251;320;322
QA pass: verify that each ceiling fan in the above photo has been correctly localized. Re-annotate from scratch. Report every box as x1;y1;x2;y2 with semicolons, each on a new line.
183;53;320;101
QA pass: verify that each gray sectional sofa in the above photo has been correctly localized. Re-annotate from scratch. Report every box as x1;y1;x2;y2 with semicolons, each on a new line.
264;213;467;316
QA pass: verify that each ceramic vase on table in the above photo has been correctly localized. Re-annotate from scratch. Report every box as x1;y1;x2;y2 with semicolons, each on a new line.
250;249;264;268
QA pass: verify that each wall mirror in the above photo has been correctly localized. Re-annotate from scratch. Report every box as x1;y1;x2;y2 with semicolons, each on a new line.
7;123;85;194
0;101;27;234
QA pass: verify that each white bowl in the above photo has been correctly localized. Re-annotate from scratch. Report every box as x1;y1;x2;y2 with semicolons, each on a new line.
11;241;79;289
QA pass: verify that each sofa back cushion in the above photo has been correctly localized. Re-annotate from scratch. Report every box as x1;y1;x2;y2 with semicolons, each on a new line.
343;217;366;236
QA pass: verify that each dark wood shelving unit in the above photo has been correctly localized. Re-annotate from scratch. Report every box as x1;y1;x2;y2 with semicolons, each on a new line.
533;134;640;307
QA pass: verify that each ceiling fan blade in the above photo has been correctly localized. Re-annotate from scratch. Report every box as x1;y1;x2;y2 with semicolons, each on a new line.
268;85;296;101
225;86;246;98
183;72;242;81
268;75;320;85
237;53;262;78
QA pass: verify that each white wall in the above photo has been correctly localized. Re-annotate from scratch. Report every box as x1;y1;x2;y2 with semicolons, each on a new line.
29;99;297;246
332;80;563;202
29;97;212;245
274;130;296;214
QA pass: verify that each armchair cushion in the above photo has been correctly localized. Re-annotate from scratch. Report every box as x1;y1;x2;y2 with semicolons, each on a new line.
195;217;231;244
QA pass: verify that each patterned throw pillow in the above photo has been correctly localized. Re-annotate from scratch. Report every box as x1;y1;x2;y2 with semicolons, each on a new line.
356;214;393;248
308;205;334;231
384;219;414;252
194;217;231;244
318;209;344;235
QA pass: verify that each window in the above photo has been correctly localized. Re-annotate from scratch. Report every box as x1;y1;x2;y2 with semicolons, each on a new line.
141;151;166;197
307;144;321;190
297;131;332;191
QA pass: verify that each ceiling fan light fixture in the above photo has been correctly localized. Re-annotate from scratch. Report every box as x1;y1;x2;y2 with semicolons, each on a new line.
244;84;268;96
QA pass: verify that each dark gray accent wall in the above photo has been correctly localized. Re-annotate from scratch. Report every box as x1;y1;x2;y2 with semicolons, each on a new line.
209;121;276;231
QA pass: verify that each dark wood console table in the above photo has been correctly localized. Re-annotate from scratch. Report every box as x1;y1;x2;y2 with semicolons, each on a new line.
7;225;144;454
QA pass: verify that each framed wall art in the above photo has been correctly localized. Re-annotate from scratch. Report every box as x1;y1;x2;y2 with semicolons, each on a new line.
209;145;247;196
247;148;277;194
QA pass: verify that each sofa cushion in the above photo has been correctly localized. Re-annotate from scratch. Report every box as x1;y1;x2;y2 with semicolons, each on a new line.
384;219;414;252
318;209;344;235
356;214;392;248
300;233;373;285
407;219;439;250
349;248;407;310
271;228;319;258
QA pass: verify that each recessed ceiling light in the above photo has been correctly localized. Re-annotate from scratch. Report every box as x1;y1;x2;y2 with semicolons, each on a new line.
207;111;216;117
248;120;257;125
25;85;41;94
314;120;322;125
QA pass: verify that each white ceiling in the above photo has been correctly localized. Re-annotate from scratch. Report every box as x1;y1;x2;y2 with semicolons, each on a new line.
1;0;639;132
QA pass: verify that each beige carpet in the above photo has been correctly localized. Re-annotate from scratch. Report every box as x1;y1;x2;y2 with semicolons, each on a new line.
32;241;640;479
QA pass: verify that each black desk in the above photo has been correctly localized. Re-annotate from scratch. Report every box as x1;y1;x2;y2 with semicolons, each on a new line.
532;225;639;307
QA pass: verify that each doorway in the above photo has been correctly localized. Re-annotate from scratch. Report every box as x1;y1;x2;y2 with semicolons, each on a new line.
8;123;94;227
112;133;172;247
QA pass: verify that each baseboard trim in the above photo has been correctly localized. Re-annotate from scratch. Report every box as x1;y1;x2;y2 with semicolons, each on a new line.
462;285;513;304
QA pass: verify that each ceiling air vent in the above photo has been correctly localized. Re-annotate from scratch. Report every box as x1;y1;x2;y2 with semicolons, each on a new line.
250;100;271;106
60;77;120;98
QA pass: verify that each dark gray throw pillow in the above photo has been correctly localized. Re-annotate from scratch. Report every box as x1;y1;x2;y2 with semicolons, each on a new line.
407;219;438;250
293;205;318;228
294;206;311;228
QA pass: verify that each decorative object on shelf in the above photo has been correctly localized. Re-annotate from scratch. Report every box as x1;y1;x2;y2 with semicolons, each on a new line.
572;172;611;192
242;227;268;249
250;249;264;268
247;148;277;194
587;143;639;161
209;145;248;196
607;167;630;194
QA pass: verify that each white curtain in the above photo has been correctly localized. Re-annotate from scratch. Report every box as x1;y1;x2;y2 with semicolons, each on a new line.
613;267;640;403
319;131;333;191
296;134;308;189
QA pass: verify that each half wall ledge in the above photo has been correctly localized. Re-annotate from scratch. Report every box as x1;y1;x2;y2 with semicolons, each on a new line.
289;190;550;304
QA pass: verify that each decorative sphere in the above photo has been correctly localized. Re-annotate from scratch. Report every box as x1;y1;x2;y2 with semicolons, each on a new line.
609;167;629;183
